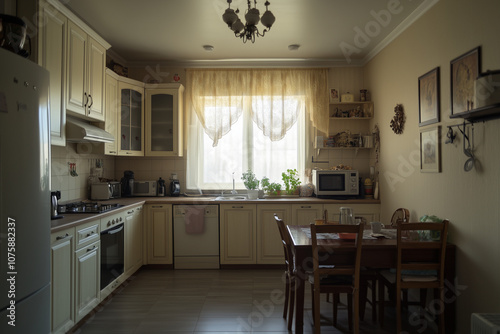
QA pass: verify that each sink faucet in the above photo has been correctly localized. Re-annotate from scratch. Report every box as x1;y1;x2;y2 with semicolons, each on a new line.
231;172;238;195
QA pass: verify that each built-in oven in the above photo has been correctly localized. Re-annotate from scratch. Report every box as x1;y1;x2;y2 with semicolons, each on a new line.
100;221;124;291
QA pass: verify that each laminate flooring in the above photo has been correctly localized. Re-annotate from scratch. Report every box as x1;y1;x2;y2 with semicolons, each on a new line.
72;269;438;334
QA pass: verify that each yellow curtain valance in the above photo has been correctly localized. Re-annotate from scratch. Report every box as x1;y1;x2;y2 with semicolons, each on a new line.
186;68;329;146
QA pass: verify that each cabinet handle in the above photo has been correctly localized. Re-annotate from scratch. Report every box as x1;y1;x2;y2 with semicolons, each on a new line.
126;152;133;155
127;210;134;214
232;206;244;209
301;205;312;208
84;92;88;107
88;94;93;108
86;231;95;237
56;233;70;240
87;245;96;252
109;151;117;154
151;205;163;208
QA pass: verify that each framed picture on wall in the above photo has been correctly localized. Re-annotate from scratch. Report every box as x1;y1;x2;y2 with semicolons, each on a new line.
418;67;440;126
420;126;441;173
450;46;481;115
330;89;339;103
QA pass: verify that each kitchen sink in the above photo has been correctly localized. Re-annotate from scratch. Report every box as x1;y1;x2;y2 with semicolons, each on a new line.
214;195;248;201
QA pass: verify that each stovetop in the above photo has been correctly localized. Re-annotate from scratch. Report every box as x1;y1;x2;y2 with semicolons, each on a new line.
57;201;123;214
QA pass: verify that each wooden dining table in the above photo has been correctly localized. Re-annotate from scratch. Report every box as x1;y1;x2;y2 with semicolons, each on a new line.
287;225;456;334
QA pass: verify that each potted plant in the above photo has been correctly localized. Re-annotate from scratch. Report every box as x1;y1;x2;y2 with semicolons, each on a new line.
241;170;259;199
282;169;301;195
269;182;282;196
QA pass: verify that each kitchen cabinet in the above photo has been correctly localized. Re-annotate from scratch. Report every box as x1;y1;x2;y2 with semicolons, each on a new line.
323;203;380;223
38;0;67;146
66;20;107;121
291;204;324;225
145;84;184;156
125;206;143;277
74;220;100;322
220;204;256;264
256;204;291;264
145;204;173;264
50;227;75;334
118;80;145;156
104;69;119;155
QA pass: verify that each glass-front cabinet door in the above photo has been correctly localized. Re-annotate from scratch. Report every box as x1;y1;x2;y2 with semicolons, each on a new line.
118;82;144;156
145;84;184;157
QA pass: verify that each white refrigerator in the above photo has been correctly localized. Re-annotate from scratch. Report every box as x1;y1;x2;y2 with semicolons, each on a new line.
0;48;51;333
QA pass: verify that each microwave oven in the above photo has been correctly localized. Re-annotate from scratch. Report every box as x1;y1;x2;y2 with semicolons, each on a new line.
133;181;157;196
91;182;121;200
312;169;359;197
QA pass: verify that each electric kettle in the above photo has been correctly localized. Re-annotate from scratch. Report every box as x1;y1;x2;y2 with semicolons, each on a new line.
51;191;63;220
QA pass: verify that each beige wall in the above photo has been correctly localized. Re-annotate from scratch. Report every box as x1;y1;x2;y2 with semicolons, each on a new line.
363;0;500;331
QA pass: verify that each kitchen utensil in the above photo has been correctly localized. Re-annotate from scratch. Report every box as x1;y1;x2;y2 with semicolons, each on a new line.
51;191;63;219
0;14;30;57
339;207;354;225
463;126;475;172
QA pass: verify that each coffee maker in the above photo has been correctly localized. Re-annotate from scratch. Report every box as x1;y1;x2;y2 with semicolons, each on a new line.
169;173;180;197
121;170;134;197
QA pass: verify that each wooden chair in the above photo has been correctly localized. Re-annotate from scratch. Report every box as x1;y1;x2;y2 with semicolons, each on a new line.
378;220;449;333
274;214;295;330
310;222;364;334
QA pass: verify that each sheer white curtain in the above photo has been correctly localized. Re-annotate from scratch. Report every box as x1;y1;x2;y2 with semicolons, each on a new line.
186;68;329;145
185;68;328;190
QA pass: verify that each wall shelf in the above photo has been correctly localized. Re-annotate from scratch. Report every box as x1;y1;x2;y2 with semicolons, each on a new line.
449;103;500;122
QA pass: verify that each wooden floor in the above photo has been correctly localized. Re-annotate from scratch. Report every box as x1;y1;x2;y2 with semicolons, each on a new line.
73;269;437;333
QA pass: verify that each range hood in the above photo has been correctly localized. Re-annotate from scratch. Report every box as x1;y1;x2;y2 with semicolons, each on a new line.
66;117;115;143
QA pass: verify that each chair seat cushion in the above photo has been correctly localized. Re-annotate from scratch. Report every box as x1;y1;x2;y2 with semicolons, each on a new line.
309;274;353;285
381;270;437;283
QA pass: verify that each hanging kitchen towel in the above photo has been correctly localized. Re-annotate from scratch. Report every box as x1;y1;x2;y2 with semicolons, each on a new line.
185;207;205;234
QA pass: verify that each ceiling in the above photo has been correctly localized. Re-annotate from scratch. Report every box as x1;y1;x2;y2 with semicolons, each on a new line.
65;0;436;67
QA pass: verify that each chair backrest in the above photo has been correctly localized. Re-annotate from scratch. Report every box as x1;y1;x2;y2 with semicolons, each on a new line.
310;223;364;287
274;214;294;271
391;208;410;227
396;220;449;284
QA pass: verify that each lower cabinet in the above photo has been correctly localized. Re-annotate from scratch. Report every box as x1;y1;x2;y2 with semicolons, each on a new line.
220;204;256;264
145;204;173;264
291;204;324;225
125;206;143;276
323;203;380;223
256;204;291;264
50;227;75;334
74;240;100;322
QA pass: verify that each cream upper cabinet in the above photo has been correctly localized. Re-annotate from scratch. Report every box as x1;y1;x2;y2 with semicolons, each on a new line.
256;204;291;264
145;204;173;264
104;69;119;155
50;227;75;334
38;0;67;146
145;83;184;157
219;204;256;264
118;80;145;156
291;204;324;225
66;21;107;121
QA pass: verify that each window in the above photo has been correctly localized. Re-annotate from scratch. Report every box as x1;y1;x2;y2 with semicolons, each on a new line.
187;97;305;191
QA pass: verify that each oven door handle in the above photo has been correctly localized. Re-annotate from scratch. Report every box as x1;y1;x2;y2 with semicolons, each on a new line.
103;224;124;235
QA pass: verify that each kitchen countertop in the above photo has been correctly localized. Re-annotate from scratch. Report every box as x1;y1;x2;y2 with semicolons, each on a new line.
50;196;380;233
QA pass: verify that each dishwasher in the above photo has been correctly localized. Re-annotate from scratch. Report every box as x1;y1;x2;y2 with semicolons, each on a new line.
173;204;220;269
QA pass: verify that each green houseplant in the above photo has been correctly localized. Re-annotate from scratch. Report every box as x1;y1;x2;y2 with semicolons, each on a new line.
282;169;301;195
241;170;259;199
261;176;282;196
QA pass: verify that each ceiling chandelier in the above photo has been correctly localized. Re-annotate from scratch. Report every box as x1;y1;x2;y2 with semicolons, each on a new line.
222;0;276;43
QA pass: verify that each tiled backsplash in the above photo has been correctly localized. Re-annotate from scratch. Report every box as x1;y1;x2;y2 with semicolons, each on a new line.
114;156;186;190
51;144;115;202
